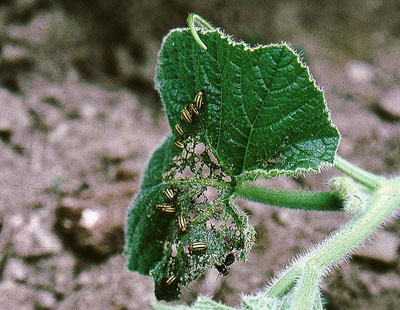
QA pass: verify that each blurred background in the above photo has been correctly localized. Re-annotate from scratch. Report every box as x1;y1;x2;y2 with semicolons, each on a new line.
0;0;400;309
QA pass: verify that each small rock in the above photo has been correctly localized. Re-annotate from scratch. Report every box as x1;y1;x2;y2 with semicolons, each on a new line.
1;45;27;62
81;104;97;119
56;194;125;259
346;61;375;84
37;291;57;309
79;208;100;229
355;230;400;264
4;258;28;282
13;215;62;257
76;273;91;287
379;88;400;118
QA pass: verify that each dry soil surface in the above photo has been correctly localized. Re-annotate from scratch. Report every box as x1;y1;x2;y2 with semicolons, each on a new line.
1;1;400;309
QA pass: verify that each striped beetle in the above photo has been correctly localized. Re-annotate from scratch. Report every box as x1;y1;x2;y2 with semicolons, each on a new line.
178;215;187;233
174;140;184;149
193;91;203;111
174;124;187;138
155;204;176;214
164;188;175;201
188;242;207;252
165;275;178;286
181;107;192;123
189;103;199;116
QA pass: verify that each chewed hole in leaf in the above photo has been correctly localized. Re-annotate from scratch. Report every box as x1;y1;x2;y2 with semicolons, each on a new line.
195;195;204;203
226;216;235;228
223;175;232;183
207;218;222;230
144;136;255;301
127;22;339;302
195;142;205;154
171;244;178;257
202;165;210;177
204;186;218;202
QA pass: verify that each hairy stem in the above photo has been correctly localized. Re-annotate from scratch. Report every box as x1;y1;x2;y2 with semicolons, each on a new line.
334;155;384;189
267;178;400;300
267;266;302;297
307;180;400;269
236;182;343;211
314;290;324;310
291;266;319;310
187;13;213;50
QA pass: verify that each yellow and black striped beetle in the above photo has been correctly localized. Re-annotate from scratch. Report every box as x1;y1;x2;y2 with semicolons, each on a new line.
174;140;184;149
181;107;192;123
193;91;204;111
154;204;167;210
189;242;207;252
155;204;176;214
164;188;175;201
174;124;187;139
166;275;178;286
178;216;187;233
189;103;199;116
160;206;176;214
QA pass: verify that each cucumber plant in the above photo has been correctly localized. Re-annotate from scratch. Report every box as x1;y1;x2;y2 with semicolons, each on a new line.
124;14;400;309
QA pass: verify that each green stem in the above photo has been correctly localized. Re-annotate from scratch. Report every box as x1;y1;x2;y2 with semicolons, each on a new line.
291;266;319;310
314;290;323;310
187;13;214;50
334;155;384;190
236;182;343;211
307;180;400;270
267;178;400;299
267;266;302;297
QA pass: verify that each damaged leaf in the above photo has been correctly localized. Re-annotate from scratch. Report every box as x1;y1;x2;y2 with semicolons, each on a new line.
125;25;339;301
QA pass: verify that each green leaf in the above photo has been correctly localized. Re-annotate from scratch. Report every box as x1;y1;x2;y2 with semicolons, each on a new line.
154;296;238;310
125;138;178;275
125;137;255;301
153;294;281;310
156;28;339;179
126;22;340;302
241;293;280;310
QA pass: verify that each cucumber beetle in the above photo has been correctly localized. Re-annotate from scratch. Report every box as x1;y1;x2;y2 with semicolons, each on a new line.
155;204;176;214
189;103;199;116
166;275;178;286
178;216;187;233
193;91;203;111
181;107;192;123
174;140;184;149
174;124;187;138
188;242;207;252
164;188;175;201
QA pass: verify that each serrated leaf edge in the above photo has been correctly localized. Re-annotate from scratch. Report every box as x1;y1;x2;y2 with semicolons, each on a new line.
154;27;340;181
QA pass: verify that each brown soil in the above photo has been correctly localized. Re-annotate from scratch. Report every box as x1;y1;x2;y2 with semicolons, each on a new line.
1;1;399;309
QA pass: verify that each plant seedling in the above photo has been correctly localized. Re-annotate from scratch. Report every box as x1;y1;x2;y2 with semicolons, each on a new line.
125;13;400;309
